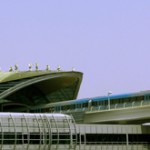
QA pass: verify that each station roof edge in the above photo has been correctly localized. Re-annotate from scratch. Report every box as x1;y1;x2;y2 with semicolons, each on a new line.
0;70;83;83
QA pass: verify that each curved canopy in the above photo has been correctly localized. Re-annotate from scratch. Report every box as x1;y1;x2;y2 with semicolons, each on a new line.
0;70;83;112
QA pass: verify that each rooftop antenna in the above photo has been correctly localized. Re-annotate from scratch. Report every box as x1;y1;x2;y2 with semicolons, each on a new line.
108;91;112;110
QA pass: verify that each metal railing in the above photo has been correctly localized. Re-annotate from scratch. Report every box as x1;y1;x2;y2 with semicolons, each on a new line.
56;99;150;114
88;99;150;112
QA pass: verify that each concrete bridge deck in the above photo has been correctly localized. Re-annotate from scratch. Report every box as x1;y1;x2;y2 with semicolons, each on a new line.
84;105;150;124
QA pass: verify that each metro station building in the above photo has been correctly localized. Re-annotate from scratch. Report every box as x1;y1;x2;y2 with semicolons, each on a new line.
0;68;149;150
0;69;82;112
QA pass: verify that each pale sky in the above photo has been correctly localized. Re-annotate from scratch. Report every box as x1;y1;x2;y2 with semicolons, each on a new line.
0;1;150;98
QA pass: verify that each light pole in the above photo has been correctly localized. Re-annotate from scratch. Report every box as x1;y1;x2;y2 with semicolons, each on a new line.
108;91;112;110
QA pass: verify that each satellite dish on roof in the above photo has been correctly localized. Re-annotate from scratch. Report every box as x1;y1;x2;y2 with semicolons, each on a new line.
35;63;38;71
28;64;32;71
9;66;13;72
57;65;61;71
14;64;18;71
72;67;75;71
46;65;50;71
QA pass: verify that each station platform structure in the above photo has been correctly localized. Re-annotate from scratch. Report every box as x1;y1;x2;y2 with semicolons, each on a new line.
84;104;150;124
0;112;149;150
0;67;149;149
